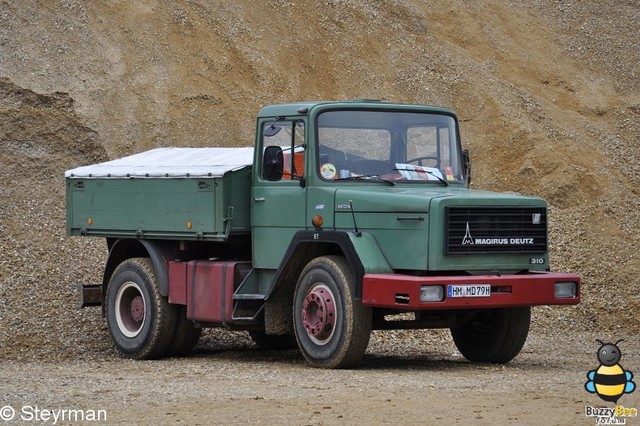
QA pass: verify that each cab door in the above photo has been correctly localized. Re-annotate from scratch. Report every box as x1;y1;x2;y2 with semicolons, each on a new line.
251;118;307;269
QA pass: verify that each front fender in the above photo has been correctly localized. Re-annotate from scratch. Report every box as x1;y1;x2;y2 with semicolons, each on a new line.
266;230;391;301
345;232;392;275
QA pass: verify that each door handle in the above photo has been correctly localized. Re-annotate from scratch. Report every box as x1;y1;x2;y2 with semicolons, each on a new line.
396;216;424;221
254;196;266;202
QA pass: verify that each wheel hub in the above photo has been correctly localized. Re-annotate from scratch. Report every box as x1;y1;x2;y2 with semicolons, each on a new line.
302;284;336;344
115;281;145;338
130;296;144;322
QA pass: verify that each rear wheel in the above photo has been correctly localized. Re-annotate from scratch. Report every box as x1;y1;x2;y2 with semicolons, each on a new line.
450;307;531;364
164;305;202;357
105;257;176;359
293;256;371;368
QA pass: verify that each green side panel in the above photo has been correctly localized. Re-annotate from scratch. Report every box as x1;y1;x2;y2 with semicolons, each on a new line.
222;168;252;233
251;226;301;269
66;167;251;240
335;212;428;271
347;231;392;274
306;186;337;229
251;183;307;269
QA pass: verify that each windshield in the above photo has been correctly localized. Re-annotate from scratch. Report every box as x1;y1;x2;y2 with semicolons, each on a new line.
317;109;465;184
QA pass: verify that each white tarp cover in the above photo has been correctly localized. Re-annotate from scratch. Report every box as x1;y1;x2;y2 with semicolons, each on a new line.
65;147;255;178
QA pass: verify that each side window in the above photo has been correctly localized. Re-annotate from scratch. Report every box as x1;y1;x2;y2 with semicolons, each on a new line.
261;120;305;181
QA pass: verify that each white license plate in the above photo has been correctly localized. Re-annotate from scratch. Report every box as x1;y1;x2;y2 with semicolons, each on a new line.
447;284;491;298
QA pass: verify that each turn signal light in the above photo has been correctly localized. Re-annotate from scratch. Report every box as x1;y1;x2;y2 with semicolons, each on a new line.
312;215;323;229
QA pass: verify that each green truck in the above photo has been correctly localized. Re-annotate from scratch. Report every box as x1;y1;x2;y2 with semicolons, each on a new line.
66;100;580;368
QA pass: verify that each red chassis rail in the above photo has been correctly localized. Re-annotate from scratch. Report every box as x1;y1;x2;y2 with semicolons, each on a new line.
361;272;580;310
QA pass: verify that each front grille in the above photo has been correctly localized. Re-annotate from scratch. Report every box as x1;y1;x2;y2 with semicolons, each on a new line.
446;206;547;254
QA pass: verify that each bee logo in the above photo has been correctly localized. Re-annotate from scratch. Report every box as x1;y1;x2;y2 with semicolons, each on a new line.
585;339;636;403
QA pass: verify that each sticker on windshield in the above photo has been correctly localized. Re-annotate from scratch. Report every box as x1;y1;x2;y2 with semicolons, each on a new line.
320;163;337;179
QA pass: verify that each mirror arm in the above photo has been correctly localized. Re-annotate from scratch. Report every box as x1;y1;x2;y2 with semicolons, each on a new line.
462;148;471;188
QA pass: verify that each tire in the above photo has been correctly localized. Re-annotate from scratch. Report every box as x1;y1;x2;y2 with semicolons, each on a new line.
164;305;202;357
293;255;371;368
249;330;298;350
105;257;177;359
450;307;531;364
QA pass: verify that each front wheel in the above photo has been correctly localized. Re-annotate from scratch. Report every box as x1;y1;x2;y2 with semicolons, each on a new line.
293;256;371;368
105;257;177;359
450;307;531;364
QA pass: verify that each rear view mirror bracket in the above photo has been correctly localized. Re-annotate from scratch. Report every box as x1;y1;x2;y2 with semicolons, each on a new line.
462;148;471;187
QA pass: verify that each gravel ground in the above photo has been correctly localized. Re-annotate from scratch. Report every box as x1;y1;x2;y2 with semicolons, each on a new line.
0;1;639;424
1;330;638;425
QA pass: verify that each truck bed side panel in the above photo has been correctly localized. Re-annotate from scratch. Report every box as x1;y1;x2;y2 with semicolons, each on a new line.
66;167;251;240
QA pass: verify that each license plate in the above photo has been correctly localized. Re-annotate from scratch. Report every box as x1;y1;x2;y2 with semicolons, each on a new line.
447;284;491;298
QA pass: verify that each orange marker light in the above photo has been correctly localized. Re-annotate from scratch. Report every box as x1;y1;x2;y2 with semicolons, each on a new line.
312;215;323;229
187;221;192;229
87;218;93;225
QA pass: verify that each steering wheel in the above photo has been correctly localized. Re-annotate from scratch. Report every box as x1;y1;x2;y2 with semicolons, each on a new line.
407;156;440;168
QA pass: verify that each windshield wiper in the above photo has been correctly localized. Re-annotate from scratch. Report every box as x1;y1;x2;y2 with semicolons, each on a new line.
335;175;396;186
393;168;449;186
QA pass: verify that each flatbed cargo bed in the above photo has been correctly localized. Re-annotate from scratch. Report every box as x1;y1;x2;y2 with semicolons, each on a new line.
65;147;254;240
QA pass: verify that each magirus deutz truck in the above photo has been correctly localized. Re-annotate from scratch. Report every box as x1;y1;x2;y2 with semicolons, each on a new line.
66;100;580;368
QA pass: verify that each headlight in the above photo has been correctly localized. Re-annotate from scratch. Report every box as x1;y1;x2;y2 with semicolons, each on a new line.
420;286;444;302
555;282;577;298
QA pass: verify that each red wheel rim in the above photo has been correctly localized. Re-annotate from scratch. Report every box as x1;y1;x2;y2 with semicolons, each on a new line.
301;284;336;345
115;281;146;338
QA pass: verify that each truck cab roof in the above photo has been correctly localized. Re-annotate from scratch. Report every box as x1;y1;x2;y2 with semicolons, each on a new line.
257;100;457;118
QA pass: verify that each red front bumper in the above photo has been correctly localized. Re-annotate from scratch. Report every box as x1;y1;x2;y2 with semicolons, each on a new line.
361;272;580;310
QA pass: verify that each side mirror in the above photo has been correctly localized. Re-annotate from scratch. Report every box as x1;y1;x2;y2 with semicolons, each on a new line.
462;149;471;187
263;124;282;137
262;146;284;181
